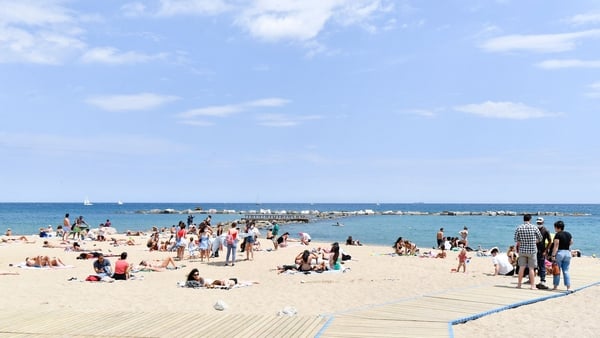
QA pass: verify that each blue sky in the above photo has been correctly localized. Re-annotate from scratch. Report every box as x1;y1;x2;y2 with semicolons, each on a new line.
1;0;599;203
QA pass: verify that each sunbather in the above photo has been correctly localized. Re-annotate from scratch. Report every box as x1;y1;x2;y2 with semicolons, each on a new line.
137;257;178;271
184;268;257;289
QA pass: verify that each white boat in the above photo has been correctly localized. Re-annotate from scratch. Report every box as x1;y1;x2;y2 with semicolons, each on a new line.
117;200;123;205
84;198;93;206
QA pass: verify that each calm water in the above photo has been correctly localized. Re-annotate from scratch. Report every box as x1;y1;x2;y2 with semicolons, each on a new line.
1;203;598;255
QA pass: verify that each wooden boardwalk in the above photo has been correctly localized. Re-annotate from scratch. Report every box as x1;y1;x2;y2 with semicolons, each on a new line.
317;268;600;338
1;270;597;337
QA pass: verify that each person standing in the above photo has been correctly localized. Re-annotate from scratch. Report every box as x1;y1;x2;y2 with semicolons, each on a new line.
225;222;238;266
458;226;469;248
535;217;552;289
62;213;71;241
436;228;444;249
514;214;542;289
175;222;187;261
550;220;573;291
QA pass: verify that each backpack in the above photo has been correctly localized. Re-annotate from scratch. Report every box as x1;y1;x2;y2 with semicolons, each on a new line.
226;232;234;245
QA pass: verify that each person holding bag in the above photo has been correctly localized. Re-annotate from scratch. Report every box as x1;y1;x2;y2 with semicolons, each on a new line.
550;220;573;291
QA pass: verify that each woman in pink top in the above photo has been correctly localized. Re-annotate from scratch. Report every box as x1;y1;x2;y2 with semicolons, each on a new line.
113;252;131;280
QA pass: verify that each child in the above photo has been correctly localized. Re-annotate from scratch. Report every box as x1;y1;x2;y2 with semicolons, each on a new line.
456;247;467;273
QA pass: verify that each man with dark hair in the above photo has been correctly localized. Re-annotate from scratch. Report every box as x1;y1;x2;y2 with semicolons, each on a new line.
490;247;515;276
514;214;542;289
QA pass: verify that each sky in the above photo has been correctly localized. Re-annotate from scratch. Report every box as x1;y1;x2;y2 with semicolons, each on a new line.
1;0;600;204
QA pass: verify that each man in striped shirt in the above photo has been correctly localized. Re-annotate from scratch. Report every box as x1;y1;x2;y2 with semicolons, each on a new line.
514;214;543;289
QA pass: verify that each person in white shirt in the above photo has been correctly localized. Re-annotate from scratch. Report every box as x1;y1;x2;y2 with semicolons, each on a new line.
490;247;515;276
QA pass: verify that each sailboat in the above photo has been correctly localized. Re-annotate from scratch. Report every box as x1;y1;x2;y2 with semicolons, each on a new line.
117;200;123;205
83;198;93;206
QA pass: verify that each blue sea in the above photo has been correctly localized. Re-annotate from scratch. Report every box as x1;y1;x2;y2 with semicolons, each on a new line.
1;203;598;255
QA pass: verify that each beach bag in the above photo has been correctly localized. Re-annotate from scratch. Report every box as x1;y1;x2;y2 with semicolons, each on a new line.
552;262;560;276
226;232;234;245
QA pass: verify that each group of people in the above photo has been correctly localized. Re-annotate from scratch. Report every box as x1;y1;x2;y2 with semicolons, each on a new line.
89;251;181;281
276;242;346;273
491;215;573;291
393;237;419;255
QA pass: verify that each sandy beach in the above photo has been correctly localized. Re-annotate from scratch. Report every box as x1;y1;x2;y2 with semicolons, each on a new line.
1;232;599;337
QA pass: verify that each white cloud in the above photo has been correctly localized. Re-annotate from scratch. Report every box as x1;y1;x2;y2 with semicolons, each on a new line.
80;47;167;64
177;97;293;125
179;97;289;119
565;12;600;26
536;59;600;69
121;2;147;17
455;101;559;120
586;82;600;98
155;0;231;16
256;113;322;127
86;93;179;112
481;29;600;53
236;0;390;42
0;1;86;64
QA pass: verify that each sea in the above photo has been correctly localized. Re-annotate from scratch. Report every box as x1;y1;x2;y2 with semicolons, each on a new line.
1;203;598;255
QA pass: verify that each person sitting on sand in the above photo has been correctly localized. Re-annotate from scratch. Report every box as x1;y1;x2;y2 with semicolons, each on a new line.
276;232;290;250
490;247;515;276
5;228;12;236
137;257;178;271
93;253;112;278
346;236;362;246
327;242;342;271
393;237;404;255
298;232;311;245
276;249;324;273
113;252;131;280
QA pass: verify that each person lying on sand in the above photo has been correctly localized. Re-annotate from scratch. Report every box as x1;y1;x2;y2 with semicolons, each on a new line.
185;268;258;288
25;255;65;268
2;236;36;244
136;257;178;271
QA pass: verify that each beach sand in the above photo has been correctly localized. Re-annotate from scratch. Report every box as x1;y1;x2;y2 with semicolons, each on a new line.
1;233;599;337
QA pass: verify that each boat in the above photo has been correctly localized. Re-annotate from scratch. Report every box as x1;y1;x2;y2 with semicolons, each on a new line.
83;198;93;206
117;200;123;205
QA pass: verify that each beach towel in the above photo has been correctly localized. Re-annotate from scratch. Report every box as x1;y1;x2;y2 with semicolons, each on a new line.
16;262;74;269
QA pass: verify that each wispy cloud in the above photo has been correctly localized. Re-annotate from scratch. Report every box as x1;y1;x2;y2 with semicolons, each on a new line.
536;59;600;69
0;1;85;64
86;93;179;111
81;47;167;64
155;0;232;16
256;113;323;127
564;12;600;26
481;29;600;53
178;98;289;119
455;101;560;119
586;82;600;98
177;97;303;126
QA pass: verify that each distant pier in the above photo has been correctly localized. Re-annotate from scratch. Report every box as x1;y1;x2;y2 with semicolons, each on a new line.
243;214;310;223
